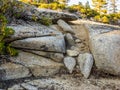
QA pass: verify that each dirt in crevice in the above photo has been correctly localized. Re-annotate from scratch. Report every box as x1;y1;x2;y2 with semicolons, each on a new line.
71;24;90;53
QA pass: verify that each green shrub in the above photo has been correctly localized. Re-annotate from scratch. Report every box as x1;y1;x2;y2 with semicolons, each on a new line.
31;2;65;10
39;16;52;26
58;4;65;9
101;16;109;23
50;3;58;10
68;5;82;13
0;14;18;56
0;0;11;14
106;13;119;24
94;15;101;22
31;13;52;26
39;3;49;9
0;0;17;56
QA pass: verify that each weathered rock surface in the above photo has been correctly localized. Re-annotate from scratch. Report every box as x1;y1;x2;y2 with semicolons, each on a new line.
85;23;120;37
2;0;77;23
57;19;75;34
8;84;24;90
6;23;66;53
21;83;38;90
89;30;120;75
24;50;64;62
49;25;62;32
64;57;76;73
10;50;64;77
84;21;120;75
37;9;78;23
6;23;62;42
78;53;93;78
0;63;30;80
2;17;120;89
11;35;65;53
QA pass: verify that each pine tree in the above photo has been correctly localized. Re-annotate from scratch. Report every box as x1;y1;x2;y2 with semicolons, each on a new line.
92;0;107;14
85;1;90;9
55;0;69;4
109;0;118;13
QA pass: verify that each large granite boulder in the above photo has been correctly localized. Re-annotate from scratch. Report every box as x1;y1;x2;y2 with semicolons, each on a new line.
1;0;77;23
10;50;64;77
37;9;78;23
0;20;66;80
6;22;66;53
6;22;62;42
85;23;120;75
90;30;120;75
11;35;65;53
0;50;64;80
0;62;30;80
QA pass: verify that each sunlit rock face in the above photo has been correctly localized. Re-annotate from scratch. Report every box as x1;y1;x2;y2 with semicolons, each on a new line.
7;22;65;53
85;22;120;75
90;30;120;75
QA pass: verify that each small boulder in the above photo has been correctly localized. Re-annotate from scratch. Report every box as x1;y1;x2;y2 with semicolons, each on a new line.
64;57;76;73
75;39;82;43
57;19;75;34
67;50;79;57
77;53;93;78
